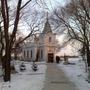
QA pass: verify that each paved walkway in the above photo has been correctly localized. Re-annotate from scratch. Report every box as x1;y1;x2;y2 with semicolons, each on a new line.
43;63;78;90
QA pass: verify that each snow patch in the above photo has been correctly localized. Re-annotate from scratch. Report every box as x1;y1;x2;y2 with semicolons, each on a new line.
57;58;90;90
0;61;47;90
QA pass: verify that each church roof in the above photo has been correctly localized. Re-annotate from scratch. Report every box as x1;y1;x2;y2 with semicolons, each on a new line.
42;18;52;34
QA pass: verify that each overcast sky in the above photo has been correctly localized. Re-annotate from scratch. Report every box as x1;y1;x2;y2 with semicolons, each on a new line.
22;0;77;55
10;0;76;55
19;0;70;34
21;0;70;12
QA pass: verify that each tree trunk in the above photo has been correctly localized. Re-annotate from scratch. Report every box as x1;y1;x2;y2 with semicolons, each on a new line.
86;45;90;67
86;45;90;83
81;54;88;72
2;56;6;69
2;54;11;82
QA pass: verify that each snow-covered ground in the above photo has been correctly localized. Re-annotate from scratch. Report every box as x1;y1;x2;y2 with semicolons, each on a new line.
0;61;47;90
57;58;90;90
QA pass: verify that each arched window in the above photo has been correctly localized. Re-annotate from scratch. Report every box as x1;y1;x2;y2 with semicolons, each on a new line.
49;37;51;42
31;50;32;58
27;50;29;58
41;50;43;58
24;50;26;58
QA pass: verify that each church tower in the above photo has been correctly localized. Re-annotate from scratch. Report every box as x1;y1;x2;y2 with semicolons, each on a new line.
39;17;56;62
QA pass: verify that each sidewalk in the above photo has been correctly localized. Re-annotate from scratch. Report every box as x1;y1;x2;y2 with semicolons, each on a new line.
43;63;78;90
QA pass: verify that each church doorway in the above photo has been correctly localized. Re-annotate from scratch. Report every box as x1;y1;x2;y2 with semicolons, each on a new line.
48;53;54;63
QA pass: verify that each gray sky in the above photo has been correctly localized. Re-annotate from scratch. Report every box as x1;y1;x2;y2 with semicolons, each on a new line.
21;0;69;12
19;0;77;55
9;0;70;39
19;0;70;35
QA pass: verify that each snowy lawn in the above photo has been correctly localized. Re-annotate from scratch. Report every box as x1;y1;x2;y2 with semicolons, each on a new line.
0;61;47;90
57;58;90;90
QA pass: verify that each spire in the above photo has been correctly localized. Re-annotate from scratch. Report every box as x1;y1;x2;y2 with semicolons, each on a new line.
43;12;52;34
46;12;48;21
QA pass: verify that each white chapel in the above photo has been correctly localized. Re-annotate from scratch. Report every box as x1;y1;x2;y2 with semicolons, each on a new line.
21;18;57;62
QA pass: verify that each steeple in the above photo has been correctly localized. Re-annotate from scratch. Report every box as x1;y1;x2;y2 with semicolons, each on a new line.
43;12;52;34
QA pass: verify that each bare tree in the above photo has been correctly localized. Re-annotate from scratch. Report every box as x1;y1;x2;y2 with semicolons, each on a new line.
0;23;4;64
0;0;33;82
52;0;90;82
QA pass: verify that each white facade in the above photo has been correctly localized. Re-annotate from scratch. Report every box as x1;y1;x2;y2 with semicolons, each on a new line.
21;19;57;62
